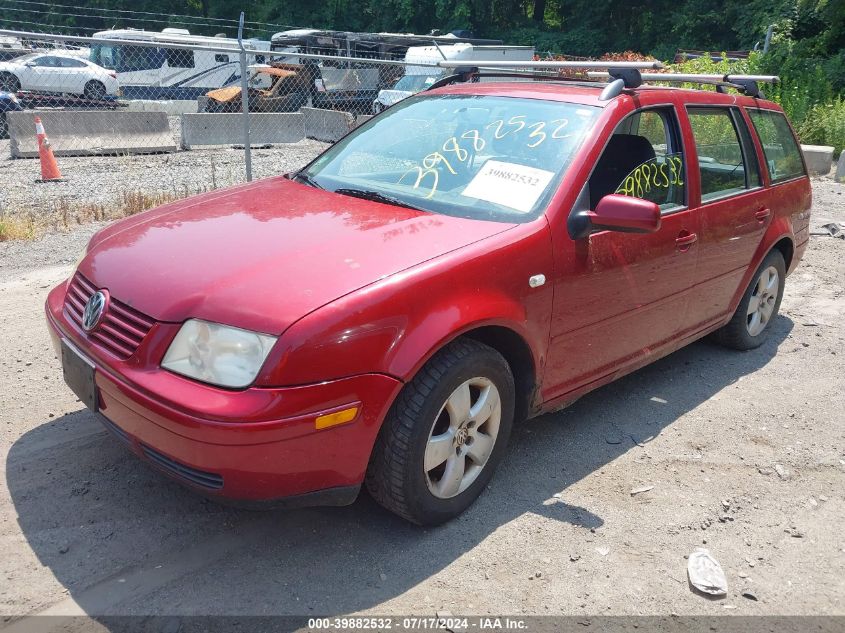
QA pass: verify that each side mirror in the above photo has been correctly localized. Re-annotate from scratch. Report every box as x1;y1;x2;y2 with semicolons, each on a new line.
585;194;661;235
24;61;36;67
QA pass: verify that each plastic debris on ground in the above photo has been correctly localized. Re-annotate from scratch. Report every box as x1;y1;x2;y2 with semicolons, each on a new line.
687;548;728;597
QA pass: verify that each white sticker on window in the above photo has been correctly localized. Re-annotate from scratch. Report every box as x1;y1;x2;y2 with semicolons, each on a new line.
461;160;555;213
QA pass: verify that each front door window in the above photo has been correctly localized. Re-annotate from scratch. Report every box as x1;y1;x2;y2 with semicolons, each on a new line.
589;108;686;212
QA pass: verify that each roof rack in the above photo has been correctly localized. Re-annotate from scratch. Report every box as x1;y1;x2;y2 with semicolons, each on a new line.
426;67;599;91
437;60;664;70
427;61;777;100
434;60;665;99
587;71;779;98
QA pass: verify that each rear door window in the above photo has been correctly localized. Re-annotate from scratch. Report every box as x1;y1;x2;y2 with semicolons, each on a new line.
687;107;759;202
747;109;806;183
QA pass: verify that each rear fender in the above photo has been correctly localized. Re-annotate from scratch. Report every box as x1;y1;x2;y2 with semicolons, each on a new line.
727;215;794;314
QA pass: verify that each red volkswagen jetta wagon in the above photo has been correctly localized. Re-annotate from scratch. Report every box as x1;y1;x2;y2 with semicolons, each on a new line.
46;71;811;525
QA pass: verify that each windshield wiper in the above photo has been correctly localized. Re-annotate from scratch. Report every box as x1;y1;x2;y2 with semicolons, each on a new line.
333;188;424;211
293;171;324;190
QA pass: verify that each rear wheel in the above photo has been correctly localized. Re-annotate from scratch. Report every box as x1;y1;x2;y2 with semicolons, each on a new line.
0;72;20;93
712;249;786;350
83;80;106;100
366;338;515;525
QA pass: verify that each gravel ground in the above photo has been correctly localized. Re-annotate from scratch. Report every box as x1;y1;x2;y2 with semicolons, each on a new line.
0;178;842;627
0;132;328;219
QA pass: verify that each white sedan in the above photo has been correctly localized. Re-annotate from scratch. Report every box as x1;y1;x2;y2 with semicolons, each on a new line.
0;52;119;98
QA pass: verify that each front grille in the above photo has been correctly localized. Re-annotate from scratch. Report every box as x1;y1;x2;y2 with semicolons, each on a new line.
64;273;155;360
141;444;224;490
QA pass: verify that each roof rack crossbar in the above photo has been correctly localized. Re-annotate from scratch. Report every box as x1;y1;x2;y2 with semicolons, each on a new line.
588;72;778;84
424;69;602;91
437;60;664;70
588;71;778;97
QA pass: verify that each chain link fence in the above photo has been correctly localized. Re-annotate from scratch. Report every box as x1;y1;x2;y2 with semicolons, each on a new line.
0;27;457;234
0;25;550;239
0;28;443;156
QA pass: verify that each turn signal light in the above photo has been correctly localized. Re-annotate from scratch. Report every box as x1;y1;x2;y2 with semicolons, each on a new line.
315;406;359;430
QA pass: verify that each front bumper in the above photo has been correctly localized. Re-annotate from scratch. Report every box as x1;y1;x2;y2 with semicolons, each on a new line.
45;282;403;505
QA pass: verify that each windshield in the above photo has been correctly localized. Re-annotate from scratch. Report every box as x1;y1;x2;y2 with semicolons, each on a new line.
90;44;165;72
90;44;116;69
301;94;600;222
393;73;441;92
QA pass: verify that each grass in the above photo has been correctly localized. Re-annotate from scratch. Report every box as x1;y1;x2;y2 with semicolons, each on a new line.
0;214;39;241
0;186;206;243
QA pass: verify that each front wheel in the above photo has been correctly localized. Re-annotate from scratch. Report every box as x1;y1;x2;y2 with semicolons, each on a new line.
0;72;20;93
712;249;786;350
366;338;514;525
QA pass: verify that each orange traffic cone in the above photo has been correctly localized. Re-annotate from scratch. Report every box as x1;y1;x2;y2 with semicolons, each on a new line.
34;116;65;183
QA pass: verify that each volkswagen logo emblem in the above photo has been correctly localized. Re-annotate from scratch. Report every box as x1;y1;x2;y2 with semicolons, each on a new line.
82;290;108;332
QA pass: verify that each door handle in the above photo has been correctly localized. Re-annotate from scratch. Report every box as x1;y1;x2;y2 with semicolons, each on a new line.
755;208;771;222
675;231;698;251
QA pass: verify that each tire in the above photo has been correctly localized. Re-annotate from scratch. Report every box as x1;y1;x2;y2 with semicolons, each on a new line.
366;338;515;525
288;91;307;112
711;249;786;350
83;80;107;100
0;72;20;93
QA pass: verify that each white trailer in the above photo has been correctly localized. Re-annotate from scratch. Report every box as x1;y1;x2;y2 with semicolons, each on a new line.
373;43;535;112
89;28;271;100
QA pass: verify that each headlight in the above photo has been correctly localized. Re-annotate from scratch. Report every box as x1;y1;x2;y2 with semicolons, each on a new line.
161;319;277;388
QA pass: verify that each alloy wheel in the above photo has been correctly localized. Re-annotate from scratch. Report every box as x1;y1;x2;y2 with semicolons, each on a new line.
746;265;779;336
424;377;501;499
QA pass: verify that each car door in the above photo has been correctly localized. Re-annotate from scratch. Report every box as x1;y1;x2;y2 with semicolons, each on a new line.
25;56;63;92
57;57;90;94
682;106;766;329
543;105;700;401
15;55;43;90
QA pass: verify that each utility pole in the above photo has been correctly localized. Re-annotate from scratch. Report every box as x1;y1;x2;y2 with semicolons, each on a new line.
237;11;252;182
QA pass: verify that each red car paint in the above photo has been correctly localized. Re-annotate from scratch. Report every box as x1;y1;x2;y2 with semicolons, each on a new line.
45;82;811;506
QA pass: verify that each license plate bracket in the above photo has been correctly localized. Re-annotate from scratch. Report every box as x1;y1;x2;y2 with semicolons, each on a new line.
61;340;98;411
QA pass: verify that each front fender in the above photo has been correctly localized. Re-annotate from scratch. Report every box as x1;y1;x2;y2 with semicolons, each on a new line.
255;222;554;388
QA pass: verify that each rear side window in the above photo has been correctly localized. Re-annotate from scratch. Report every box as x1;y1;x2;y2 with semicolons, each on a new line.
687;107;759;202
747;109;806;183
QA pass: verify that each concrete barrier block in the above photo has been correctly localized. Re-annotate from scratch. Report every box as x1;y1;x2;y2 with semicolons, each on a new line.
355;114;373;127
834;152;845;183
7;110;176;158
801;144;834;176
180;112;304;149
300;107;355;142
125;99;199;115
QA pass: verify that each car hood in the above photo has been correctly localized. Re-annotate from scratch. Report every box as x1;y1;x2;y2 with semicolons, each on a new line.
80;176;516;334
